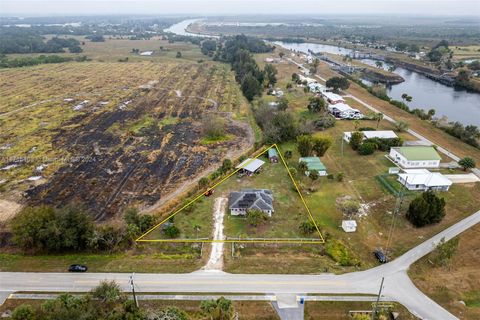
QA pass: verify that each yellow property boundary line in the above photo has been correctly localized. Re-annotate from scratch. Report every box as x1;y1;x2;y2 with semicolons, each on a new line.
136;144;325;244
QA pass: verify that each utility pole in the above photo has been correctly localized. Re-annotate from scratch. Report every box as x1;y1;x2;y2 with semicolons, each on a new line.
130;273;138;308
372;277;385;320
384;176;408;258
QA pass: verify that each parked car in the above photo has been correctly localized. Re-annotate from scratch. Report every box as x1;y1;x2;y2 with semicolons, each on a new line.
68;264;88;272
374;250;388;263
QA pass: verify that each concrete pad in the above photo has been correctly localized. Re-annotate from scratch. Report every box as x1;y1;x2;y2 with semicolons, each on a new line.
0;292;12;306
445;173;480;184
275;293;299;308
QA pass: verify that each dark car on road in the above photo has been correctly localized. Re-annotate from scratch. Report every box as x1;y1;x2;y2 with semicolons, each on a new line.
68;264;88;272
374;250;388;263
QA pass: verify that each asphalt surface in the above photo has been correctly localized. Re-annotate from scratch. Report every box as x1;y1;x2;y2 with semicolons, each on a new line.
1;209;479;319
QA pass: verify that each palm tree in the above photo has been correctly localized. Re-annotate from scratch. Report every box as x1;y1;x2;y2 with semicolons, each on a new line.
375;112;384;129
353;119;360;130
201;297;237;320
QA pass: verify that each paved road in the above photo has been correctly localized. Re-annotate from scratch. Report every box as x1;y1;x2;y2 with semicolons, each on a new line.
1;209;479;319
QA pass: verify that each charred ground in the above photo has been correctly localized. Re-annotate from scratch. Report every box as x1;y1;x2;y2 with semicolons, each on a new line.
23;63;253;219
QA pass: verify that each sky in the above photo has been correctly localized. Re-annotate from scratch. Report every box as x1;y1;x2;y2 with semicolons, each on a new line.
1;0;480;17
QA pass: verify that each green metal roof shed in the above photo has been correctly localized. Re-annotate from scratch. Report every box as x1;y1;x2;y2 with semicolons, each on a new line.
268;148;279;158
299;157;327;171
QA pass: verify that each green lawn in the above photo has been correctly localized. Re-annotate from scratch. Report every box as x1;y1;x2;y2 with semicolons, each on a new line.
0;244;205;273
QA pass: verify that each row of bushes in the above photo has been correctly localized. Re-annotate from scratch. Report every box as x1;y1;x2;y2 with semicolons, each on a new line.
0;54;88;68
9;206;155;253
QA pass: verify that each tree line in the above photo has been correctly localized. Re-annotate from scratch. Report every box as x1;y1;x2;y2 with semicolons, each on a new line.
0;29;82;54
10;280;237;320
8;206;155;253
0;54;88;68
200;34;275;101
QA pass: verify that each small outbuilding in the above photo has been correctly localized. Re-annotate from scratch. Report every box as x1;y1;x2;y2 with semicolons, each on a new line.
236;158;265;175
342;220;357;233
299;157;327;176
268;148;279;163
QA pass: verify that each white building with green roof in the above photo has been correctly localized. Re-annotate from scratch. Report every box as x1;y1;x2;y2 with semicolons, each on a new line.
299;157;327;176
389;146;441;168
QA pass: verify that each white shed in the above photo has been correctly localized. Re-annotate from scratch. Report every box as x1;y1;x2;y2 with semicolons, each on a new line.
342;220;357;232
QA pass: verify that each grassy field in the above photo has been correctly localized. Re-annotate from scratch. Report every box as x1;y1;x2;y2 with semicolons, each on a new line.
0;243;208;273
409;223;480;320
7;36;206;63
451;45;480;61
0;37;252;220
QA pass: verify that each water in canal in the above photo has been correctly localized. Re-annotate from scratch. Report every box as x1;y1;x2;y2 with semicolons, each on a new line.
275;41;480;126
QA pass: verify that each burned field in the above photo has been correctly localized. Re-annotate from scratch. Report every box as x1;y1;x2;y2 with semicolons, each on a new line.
1;61;252;220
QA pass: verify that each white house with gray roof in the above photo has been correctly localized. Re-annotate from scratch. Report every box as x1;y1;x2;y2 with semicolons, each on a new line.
228;189;274;216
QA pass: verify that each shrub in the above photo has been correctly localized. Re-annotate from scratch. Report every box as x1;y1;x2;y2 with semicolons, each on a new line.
11;304;35;320
336;172;344;182
11;205;94;252
325;239;359;266
327;174;334;180
314;116;336;130
164;225;181;238
358;142;376;155
246;209;268;227
299;220;317;235
349;131;364;150
407;190;446;227
358;127;376;131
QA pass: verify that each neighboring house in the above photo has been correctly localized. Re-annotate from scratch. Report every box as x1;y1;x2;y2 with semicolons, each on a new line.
342;220;357;232
321;92;345;104
328;103;363;119
228;189;274;216
299;157;327;176
140;51;154;56
343;130;398;142
236;158;265;175
389;146;441;168
398;169;452;191
308;82;325;93
268;148;279;163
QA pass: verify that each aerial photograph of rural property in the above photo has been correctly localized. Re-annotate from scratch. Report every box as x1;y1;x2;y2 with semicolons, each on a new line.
1;0;480;319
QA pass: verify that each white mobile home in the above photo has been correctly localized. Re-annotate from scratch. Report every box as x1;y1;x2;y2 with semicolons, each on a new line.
389;147;441;169
343;130;398;142
398;169;452;191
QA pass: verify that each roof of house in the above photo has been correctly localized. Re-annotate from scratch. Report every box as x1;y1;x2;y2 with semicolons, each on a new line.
268;148;279;158
398;171;452;187
322;92;345;102
342;220;357;228
229;189;274;211
299;157;327;171
236;158;265;172
392;147;441;161
344;130;398;140
328;103;353;112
